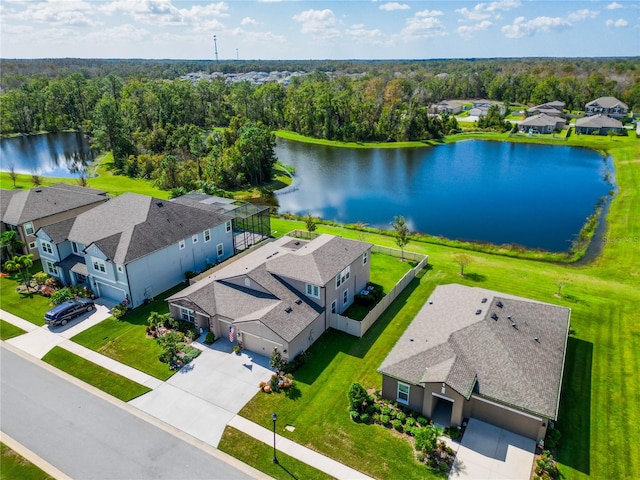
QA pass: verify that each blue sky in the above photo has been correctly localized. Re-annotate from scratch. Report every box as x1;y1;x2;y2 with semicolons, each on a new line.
1;0;638;60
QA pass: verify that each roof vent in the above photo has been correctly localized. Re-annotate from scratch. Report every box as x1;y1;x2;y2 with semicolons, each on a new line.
476;309;482;315
507;315;512;320
410;338;414;342
156;202;164;207
35;189;42;193
481;298;487;303
511;322;518;329
496;301;504;308
295;299;302;305
534;336;540;343
284;306;292;313
491;313;498;320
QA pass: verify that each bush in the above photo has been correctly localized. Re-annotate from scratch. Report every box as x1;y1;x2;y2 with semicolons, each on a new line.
359;412;370;423
32;272;50;285
545;427;561;450
282;350;307;373
204;332;216;344
417;417;428;426
51;287;74;305
348;382;370;412
392;419;403;431
350;410;359;422
180;345;201;364
112;304;128;319
381;406;391;416
389;409;397;419
380;414;390;425
397;412;406;423
405;417;416;428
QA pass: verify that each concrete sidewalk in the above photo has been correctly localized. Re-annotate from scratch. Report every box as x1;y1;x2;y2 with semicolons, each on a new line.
229;416;374;480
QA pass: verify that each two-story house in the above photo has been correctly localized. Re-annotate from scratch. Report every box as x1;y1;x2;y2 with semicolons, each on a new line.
166;234;372;359
0;184;108;261
585;96;629;120
36;193;235;307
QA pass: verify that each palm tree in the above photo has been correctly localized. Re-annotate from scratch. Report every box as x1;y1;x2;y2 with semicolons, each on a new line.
0;230;24;261
4;253;34;290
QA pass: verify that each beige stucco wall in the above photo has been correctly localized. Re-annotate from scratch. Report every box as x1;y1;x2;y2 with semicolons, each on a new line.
381;376;424;414
422;382;466;426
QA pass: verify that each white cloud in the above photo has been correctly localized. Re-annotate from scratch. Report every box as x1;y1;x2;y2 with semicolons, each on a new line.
227;27;286;44
345;24;383;44
100;0;229;27
240;17;259;26
457;20;492;39
401;16;447;38
293;9;341;40
568;9;599;22
606;2;624;10
456;6;490;21
415;10;443;17
502;16;571;38
457;0;520;21
379;2;410;12
12;0;99;27
606;18;628;27
484;0;521;12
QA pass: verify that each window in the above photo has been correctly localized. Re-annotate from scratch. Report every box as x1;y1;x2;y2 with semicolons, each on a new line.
92;259;106;273
335;266;350;288
217;243;224;257
46;261;57;275
192;234;198;244
180;307;195;323
28;241;36;250
397;382;410;405
363;251;368;265
72;242;84;254
24;222;34;235
179;239;185;250
41;241;53;255
331;300;337;314
306;283;320;298
343;289;349;306
203;229;211;243
225;220;232;233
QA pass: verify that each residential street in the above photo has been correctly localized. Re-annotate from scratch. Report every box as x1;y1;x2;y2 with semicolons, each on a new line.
0;344;261;480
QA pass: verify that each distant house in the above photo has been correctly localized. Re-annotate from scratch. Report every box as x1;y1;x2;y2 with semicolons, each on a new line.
0;184;108;261
518;114;566;134
526;101;565;117
166;234;372;359
429;101;462;115
36;193;236;307
575;114;623;135
585;96;628;120
378;284;570;442
472;99;494;109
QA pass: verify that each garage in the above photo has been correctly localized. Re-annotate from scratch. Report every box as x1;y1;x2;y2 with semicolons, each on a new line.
239;330;283;357
470;396;544;441
94;281;126;304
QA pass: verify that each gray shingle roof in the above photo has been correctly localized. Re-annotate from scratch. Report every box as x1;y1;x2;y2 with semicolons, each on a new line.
586;96;628;110
520;113;564;128
576;114;623;129
40;193;233;264
1;184;107;226
378;284;570;419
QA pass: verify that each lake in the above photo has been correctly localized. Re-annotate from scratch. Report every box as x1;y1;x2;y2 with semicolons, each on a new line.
274;139;612;252
0;132;96;178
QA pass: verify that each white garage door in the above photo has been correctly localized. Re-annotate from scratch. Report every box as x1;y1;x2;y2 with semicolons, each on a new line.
240;331;283;357
95;282;126;303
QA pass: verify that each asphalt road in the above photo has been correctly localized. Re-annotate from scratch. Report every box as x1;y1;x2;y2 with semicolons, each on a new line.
0;344;260;480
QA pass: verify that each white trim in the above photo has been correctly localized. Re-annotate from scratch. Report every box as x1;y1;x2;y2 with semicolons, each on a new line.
432;392;456;403
95;281;127;298
179;239;186;250
471;394;544;421
397;381;410;405
24;222;34;235
28;241;37;250
203;229;211;243
225;220;232;233
192;234;198;244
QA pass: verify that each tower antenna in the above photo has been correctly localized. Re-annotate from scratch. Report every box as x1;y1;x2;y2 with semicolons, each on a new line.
213;35;219;63
236;48;239;61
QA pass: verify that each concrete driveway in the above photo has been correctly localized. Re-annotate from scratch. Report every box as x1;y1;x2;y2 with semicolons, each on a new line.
129;338;272;447
449;418;535;480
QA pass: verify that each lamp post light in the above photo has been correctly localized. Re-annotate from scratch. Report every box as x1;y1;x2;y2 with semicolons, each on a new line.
271;413;278;464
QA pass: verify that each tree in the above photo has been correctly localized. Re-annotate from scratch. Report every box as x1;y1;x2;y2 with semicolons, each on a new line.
452;253;472;276
347;382;370;413
4;253;34;289
8;164;18;188
555;280;567;298
305;212;317;232
157;330;183;364
270;348;285;372
391;216;410;261
0;230;24;261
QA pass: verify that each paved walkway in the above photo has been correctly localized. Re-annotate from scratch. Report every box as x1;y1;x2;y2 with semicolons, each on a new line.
0;307;373;480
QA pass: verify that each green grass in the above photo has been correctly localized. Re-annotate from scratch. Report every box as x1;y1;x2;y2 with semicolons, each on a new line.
0;266;50;325
0;319;26;340
0;443;54;480
274;130;440;149
42;346;151;402
218;427;335;480
71;285;184;381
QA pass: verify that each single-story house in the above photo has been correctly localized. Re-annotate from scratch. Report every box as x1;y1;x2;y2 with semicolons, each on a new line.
429;101;462;115
585;96;628;120
166;234;372;360
526;101;565;117
575;114;624;135
378;284;570;442
1;184;108;261
518;114;566;134
36;192;236;307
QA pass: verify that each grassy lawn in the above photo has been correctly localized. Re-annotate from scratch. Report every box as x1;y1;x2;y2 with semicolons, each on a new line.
0;266;50;325
0;319;26;340
42;346;151;402
218;428;334;480
71;285;185;381
0;443;54;480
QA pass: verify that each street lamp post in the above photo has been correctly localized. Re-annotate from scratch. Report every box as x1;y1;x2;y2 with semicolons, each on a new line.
271;413;278;464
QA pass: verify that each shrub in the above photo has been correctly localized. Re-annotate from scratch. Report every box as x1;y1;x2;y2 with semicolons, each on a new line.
380;414;390;425
381;406;391;416
417;416;428;426
389;409;397;419
405;417;416;429
397;412;406;423
45;276;62;288
32;272;50;285
112;304;128;319
414;425;443;453
372;413;380;423
51;287;74;305
204;332;216;344
392;419;403;431
350;410;359;422
359;413;370;423
282;350;307;373
348;382;370;413
181;345;201;363
544;427;561;450
439;462;450;473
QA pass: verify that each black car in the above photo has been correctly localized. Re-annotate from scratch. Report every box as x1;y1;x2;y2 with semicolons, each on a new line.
45;298;95;326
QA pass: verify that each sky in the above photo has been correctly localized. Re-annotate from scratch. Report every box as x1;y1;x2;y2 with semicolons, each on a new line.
1;0;638;60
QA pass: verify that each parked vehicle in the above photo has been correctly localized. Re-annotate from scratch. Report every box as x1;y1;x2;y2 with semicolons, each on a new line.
45;298;95;326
